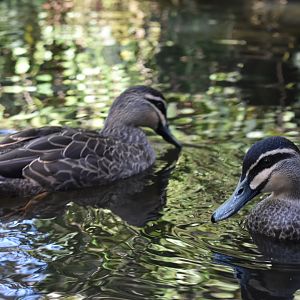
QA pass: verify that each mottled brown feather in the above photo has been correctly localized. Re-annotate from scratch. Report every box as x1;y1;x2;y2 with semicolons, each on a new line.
0;126;155;191
0;86;180;196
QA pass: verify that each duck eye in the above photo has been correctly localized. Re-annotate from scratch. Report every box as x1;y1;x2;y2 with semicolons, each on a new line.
148;99;166;115
261;157;271;165
156;102;164;110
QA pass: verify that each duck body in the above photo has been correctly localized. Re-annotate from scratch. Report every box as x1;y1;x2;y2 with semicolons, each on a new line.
212;136;300;241
0;126;155;192
246;196;300;240
0;86;180;197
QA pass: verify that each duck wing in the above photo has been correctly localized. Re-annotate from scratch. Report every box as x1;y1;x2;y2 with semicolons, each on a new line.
0;127;76;178
22;131;150;191
0;126;63;153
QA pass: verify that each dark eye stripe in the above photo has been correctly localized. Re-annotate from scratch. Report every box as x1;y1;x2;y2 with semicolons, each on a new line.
247;152;294;182
147;99;167;116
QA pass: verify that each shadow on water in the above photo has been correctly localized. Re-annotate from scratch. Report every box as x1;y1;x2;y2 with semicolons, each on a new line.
0;147;181;227
0;147;181;299
213;234;300;300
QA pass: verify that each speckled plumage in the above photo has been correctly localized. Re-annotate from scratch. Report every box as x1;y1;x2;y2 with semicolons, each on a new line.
0;86;180;197
246;197;300;240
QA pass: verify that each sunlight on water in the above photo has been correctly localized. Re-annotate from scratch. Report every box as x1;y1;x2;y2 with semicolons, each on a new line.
1;0;300;299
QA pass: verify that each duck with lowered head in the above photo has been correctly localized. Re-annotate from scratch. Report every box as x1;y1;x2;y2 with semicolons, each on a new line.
212;136;300;241
0;86;181;197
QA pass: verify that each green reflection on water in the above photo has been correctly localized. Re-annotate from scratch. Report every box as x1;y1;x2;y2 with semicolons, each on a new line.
1;0;300;299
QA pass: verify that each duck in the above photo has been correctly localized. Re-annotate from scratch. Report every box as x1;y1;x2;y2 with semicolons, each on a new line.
211;136;300;241
0;86;181;197
1;147;180;225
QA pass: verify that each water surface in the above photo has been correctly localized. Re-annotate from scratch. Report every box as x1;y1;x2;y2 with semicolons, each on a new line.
1;0;300;299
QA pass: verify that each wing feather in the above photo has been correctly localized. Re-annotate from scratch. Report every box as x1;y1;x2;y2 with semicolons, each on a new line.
0;126;154;190
0;126;62;148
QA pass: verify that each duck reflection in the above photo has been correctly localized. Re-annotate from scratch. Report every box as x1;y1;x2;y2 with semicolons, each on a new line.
213;234;300;300
0;147;180;227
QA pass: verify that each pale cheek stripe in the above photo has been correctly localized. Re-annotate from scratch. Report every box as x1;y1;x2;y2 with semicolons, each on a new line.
144;94;165;102
249;164;278;189
144;94;167;114
147;102;167;127
246;148;296;177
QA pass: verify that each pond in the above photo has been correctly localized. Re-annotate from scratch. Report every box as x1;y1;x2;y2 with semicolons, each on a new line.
1;0;300;299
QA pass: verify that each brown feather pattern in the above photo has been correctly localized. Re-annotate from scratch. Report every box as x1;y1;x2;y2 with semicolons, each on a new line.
0;126;155;192
0;86;180;197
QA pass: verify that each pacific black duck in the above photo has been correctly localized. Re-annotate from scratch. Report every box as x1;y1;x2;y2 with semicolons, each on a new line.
0;86;181;197
212;136;300;240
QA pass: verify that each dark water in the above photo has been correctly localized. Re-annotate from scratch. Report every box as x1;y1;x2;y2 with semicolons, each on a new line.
1;0;300;299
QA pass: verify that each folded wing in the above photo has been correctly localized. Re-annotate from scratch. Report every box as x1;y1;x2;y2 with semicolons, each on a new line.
0;127;152;191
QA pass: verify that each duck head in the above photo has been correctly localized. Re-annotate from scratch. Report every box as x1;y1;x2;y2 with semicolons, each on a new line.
104;85;181;148
211;136;300;223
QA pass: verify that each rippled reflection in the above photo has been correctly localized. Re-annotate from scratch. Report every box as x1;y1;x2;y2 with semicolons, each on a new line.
0;220;47;298
213;234;300;300
0;147;180;298
1;0;300;299
2;148;180;226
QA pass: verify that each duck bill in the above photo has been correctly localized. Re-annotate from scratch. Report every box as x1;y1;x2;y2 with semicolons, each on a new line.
211;178;259;223
156;123;181;149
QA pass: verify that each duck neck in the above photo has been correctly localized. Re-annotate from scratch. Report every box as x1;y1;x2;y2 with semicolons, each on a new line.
101;123;149;145
268;157;300;200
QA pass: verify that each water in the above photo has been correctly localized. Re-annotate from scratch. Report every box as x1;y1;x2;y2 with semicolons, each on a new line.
1;0;300;299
